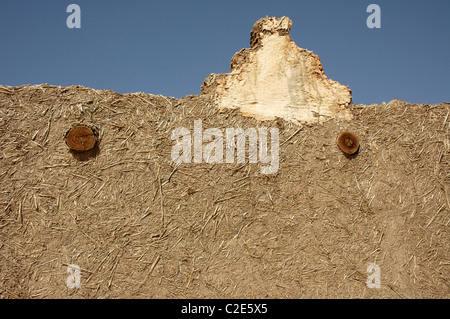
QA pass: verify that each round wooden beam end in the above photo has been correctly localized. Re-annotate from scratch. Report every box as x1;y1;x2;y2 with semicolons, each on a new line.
65;125;98;152
337;131;360;156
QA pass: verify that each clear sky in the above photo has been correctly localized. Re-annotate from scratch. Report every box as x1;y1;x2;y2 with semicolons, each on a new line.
1;0;449;104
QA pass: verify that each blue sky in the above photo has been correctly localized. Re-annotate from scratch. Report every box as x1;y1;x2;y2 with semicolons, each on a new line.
0;0;449;104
